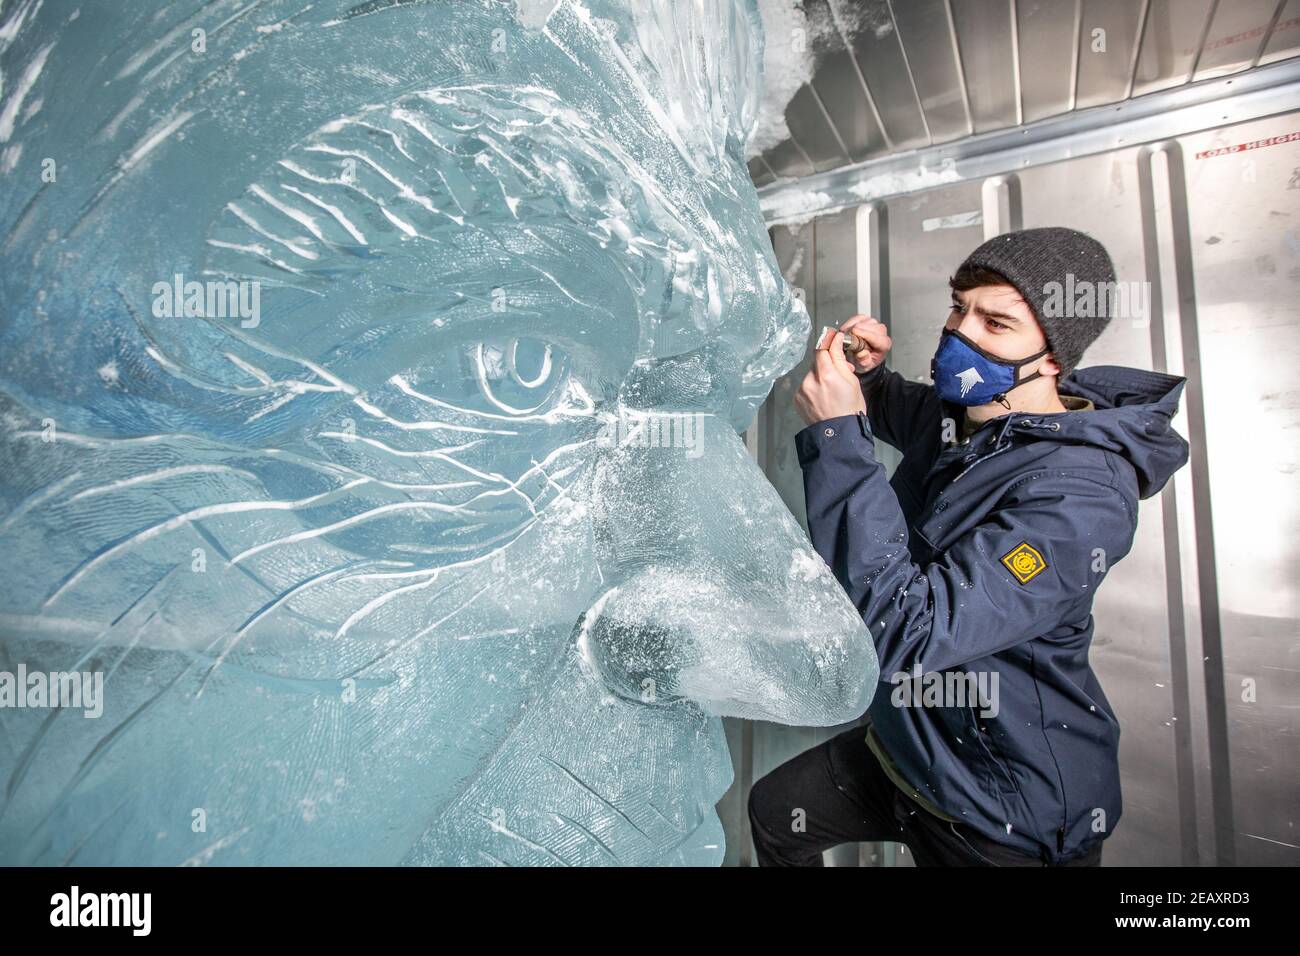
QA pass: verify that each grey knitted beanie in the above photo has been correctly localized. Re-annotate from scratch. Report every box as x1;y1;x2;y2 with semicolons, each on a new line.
956;227;1116;379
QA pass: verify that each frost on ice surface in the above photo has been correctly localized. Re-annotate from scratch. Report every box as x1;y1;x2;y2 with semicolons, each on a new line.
0;0;876;865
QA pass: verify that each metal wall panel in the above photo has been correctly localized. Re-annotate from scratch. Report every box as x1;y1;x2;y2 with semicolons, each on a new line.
1177;113;1300;865
878;182;988;387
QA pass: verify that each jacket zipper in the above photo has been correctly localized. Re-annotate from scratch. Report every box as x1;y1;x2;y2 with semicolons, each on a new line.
950;441;1011;484
945;415;1071;859
949;419;1060;484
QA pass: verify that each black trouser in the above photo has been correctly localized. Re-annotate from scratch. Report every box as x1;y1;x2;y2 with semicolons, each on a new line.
747;724;1104;867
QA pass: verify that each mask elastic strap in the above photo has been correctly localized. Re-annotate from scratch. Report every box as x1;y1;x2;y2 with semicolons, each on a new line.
991;350;1052;407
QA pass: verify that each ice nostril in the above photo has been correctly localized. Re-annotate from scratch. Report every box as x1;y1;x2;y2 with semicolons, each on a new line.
574;600;685;706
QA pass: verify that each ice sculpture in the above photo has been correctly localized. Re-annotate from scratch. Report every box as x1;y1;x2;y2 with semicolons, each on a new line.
0;0;876;865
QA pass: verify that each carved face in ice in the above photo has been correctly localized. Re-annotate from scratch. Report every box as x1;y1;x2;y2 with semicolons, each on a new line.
0;0;875;864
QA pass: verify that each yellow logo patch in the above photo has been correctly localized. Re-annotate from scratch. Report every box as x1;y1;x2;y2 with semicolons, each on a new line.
1001;542;1047;584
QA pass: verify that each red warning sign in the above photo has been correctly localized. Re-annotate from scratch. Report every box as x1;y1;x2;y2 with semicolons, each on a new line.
1196;131;1300;160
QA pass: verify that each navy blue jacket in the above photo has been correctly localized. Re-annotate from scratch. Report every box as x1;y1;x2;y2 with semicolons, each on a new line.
794;362;1189;862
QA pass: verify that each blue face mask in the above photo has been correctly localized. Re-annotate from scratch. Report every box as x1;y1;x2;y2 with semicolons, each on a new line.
929;327;1051;408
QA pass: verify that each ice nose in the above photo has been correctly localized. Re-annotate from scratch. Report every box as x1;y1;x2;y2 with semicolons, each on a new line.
581;410;877;725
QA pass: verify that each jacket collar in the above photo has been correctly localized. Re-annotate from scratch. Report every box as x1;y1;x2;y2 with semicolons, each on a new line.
942;365;1190;499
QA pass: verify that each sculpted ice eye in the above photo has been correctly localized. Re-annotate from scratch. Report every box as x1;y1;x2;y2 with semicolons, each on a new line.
0;0;876;865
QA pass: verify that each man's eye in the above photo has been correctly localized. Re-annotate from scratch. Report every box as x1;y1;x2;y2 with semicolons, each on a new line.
987;318;1008;331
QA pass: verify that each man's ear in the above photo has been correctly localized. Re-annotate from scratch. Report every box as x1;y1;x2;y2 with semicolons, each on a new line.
1039;353;1062;378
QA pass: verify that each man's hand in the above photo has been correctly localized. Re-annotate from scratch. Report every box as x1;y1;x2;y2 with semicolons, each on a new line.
794;330;867;426
840;314;892;374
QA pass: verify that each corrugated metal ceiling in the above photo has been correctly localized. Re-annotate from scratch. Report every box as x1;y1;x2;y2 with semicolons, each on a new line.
749;0;1300;186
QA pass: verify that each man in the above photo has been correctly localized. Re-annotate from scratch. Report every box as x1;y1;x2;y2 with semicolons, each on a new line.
748;227;1191;866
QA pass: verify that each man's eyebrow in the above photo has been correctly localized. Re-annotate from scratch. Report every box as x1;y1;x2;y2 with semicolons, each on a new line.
953;294;1024;325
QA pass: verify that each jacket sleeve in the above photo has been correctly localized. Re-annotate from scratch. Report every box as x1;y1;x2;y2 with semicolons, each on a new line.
795;412;1137;677
857;361;944;453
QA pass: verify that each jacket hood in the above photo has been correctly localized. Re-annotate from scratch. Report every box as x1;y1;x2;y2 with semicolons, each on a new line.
1047;365;1190;499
